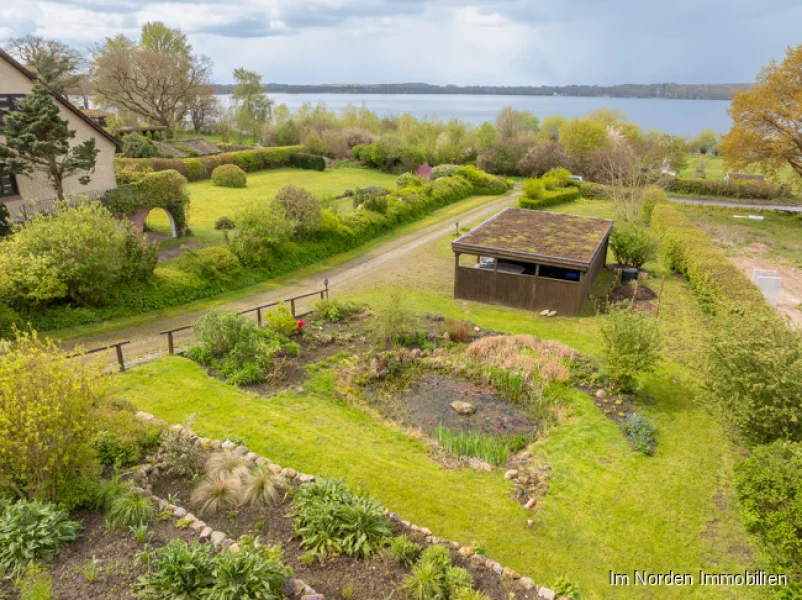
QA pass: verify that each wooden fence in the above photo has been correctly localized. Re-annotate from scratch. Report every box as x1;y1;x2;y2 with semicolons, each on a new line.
68;340;131;373
160;286;329;355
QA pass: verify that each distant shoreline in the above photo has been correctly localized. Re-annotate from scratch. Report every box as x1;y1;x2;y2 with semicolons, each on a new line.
214;82;747;101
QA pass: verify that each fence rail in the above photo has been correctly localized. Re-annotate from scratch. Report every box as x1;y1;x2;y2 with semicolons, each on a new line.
68;340;131;372
160;285;329;355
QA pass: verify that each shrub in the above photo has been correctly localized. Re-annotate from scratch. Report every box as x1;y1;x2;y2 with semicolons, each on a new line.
215;216;236;230
92;430;139;467
289;152;326;171
210;537;293;599
389;535;421;566
579;181;610;199
517;141;572;178
544;166;572;185
519;187;580;210
640;185;667;223
314;298;359;322
455;165;508;194
476;141;529;175
399;561;444;600
0;332;102;503
443;319;471;343
622;415;657;455
212;164;247;188
302;133;327;155
177;246;240;280
396;172;423;187
122;133;158;158
183;158;205;182
229;200;294;266
664;177;785;200
104;169;190;236
263;303;298;336
273;185;322;238
0;203;10;237
0;303;24;340
444;567;473;596
522;178;545;200
106;492;155;529
292;479;391;560
370;292;419;345
600;304;661;391
353;186;389;211
703;310;802;444
14;563;53;600
609;222;656;268
431;164;460;180
158;425;205;478
650;205;766;313
0;202;157;308
133;539;216;599
552;576;581;600
191;311;254;358
0;500;82;576
735;441;802;574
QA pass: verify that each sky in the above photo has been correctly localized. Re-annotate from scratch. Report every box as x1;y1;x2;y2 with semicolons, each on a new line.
1;0;801;86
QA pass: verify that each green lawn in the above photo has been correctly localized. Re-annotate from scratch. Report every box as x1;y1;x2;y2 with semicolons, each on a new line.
112;198;760;599
679;155;727;180
147;167;398;245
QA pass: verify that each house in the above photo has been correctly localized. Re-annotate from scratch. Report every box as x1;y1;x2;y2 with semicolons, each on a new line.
82;108;114;128
0;48;119;222
452;208;612;316
724;173;765;181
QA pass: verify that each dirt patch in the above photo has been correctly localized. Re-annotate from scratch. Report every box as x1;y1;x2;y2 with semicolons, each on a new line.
730;255;802;326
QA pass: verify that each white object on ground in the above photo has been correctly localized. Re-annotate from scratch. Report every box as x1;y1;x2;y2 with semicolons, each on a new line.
755;275;782;306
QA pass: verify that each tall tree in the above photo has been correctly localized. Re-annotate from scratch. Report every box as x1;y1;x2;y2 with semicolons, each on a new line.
232;68;272;142
538;115;566;141
140;22;192;57
0;86;99;201
188;84;219;134
495;107;539;139
6;35;85;96
91;26;212;135
721;45;802;182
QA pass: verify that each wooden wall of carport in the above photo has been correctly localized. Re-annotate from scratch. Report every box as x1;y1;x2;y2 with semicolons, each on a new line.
452;235;609;316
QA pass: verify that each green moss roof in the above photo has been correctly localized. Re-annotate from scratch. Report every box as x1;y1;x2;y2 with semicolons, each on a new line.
453;208;612;264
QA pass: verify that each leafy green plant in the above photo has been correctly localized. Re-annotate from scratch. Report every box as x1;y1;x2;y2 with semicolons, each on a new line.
214;216;236;230
229;199;294;267
133;539;216;599
106;492;154;530
175;518;193;529
419;545;452;573
444;566;473;596
209;537;292;600
599;304;661;392
92;430;139;467
553;575;582;599
292;479;391;560
93;474;132;512
314;298;359;322
452;590;490;600
263;303;298;337
622;415;656;455
212;164;247;188
370;292;419;346
0;499;82;576
609;222;656;268
74;556;99;583
400;561;445;600
389;534;422;566
130;524;150;543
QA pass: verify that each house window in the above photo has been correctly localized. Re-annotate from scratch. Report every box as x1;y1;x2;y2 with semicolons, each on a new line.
0;94;25;125
0;168;19;198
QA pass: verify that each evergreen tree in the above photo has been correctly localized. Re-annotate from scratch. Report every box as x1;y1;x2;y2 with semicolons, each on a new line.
0;86;98;200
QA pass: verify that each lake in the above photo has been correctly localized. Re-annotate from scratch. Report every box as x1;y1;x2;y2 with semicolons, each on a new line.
217;93;731;136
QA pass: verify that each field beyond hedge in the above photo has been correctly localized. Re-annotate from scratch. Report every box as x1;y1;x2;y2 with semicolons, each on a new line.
147;167;398;246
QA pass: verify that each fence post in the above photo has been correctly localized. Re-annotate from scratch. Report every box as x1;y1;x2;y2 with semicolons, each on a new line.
115;344;126;373
167;332;175;355
257;307;262;327
290;299;296;317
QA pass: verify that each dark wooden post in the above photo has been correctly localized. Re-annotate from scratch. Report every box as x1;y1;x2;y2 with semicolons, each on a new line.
257;307;262;327
115;344;126;373
290;298;296;317
167;332;174;355
324;278;329;299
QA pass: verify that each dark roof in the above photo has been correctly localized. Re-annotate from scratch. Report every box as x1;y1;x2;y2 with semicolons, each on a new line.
452;208;612;266
0;48;120;147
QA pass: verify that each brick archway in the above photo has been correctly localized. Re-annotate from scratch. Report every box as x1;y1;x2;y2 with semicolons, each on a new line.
129;207;178;238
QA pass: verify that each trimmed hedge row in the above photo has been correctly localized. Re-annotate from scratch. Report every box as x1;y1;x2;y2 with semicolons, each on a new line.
519;187;580;210
103;170;191;235
114;146;306;182
650;204;766;313
663;177;788;200
25;172;505;331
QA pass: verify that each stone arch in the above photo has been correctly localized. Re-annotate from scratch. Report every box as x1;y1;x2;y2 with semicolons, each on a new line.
129;206;178;238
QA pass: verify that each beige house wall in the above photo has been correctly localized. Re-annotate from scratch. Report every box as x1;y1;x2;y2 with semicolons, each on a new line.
1;59;117;219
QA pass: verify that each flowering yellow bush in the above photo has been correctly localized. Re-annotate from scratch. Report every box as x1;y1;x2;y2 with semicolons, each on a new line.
0;332;105;501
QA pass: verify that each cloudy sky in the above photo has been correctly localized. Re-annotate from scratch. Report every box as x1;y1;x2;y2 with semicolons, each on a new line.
1;0;800;86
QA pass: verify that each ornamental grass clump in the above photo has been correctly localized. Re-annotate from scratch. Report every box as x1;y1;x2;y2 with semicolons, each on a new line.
292;478;391;560
465;335;575;386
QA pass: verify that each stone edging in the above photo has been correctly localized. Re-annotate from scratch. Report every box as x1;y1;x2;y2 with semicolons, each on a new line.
134;412;564;600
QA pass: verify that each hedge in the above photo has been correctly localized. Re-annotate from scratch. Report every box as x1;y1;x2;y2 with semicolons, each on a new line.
663;177;788;200
114;145;305;182
103;170;191;235
650;204;766;313
519;187;580;210
289;153;326;171
24;170;506;331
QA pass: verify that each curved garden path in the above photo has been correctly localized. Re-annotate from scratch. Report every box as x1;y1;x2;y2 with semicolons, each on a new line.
64;192;520;367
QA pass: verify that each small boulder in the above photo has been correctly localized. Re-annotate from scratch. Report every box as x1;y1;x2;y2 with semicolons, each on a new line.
504;469;519;480
458;546;474;557
173;507;187;518
502;567;520;579
280;468;298;479
290;385;305;394
232;445;249;457
518;577;536;590
525;497;536;509
474;326;481;332
548;310;557;317
199;526;213;542
540;309;550;316
449;400;476;416
210;531;227;547
538;588;557;600
228;543;240;553
246;452;258;462
268;464;282;474
595;389;607;400
221;440;235;450
284;579;307;597
210;440;223;450
299;474;316;484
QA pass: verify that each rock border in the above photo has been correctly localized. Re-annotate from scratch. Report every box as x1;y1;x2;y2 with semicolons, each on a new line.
134;411;565;600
